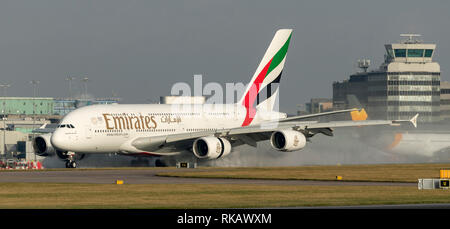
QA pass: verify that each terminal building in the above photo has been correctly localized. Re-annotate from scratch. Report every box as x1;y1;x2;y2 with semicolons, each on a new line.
333;34;441;123
53;98;120;116
0;97;54;116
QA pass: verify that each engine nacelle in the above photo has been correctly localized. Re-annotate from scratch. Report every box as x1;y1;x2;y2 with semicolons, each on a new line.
192;137;232;159
33;133;86;161
270;130;307;152
33;133;56;157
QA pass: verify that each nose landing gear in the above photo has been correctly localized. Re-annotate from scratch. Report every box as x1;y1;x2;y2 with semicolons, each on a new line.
65;152;78;168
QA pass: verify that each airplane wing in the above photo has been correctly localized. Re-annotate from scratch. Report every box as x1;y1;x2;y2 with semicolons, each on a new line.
279;108;358;122
131;114;419;151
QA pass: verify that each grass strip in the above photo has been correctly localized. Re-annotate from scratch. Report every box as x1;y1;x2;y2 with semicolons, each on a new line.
1;183;450;209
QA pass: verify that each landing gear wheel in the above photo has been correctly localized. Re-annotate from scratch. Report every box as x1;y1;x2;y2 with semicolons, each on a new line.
65;160;78;168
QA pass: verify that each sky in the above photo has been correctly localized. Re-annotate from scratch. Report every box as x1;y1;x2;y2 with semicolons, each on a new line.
0;0;449;114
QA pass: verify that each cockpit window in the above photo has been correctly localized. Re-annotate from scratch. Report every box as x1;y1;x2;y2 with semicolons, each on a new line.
57;124;75;128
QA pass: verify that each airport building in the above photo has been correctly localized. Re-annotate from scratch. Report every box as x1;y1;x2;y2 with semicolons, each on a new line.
440;81;450;122
0;97;54;116
333;34;441;123
305;98;333;114
0;97;55;159
53;98;121;116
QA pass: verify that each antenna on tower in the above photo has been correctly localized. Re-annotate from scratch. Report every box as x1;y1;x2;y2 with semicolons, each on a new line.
357;59;371;73
400;34;422;44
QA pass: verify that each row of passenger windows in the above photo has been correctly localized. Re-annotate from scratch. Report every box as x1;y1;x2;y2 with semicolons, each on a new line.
208;113;230;115
94;129;177;133
186;128;218;132
106;113;201;117
136;129;175;132
95;129;123;133
393;49;433;58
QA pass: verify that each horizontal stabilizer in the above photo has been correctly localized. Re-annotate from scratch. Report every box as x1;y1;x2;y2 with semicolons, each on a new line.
350;108;368;121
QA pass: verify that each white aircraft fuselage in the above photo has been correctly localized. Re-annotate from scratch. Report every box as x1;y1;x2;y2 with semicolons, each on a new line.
51;104;286;156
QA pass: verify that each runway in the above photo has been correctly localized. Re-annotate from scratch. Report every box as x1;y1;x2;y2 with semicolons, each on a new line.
4;168;448;209
0;168;415;186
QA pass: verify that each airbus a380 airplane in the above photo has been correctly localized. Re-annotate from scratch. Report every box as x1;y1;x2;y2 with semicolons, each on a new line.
33;29;418;168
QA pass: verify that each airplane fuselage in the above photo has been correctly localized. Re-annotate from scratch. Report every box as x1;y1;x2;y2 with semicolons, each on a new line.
51;103;287;155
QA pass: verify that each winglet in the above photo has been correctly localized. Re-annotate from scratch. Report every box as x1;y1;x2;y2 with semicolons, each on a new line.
350;108;368;121
410;113;419;128
392;113;419;128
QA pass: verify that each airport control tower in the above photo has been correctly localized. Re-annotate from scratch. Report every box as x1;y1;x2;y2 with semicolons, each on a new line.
333;34;441;123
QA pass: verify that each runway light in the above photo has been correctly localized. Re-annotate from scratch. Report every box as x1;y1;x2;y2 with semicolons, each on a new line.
116;180;124;185
336;176;343;181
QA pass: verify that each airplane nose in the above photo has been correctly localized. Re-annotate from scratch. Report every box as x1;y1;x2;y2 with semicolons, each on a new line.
50;130;67;151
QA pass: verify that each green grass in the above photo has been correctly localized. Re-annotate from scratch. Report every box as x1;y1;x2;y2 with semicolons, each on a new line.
1;163;450;208
1;182;450;209
157;163;450;183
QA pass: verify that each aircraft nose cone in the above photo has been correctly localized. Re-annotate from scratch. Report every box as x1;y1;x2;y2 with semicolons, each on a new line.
50;131;67;151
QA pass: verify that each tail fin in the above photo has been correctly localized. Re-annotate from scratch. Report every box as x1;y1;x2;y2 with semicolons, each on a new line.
239;29;293;126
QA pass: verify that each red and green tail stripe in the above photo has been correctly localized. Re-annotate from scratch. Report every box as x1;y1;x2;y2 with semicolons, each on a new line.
241;33;292;126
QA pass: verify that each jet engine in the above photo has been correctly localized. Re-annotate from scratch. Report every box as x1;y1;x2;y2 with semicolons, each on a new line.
33;133;86;161
33;133;56;157
270;130;307;152
192;136;232;159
